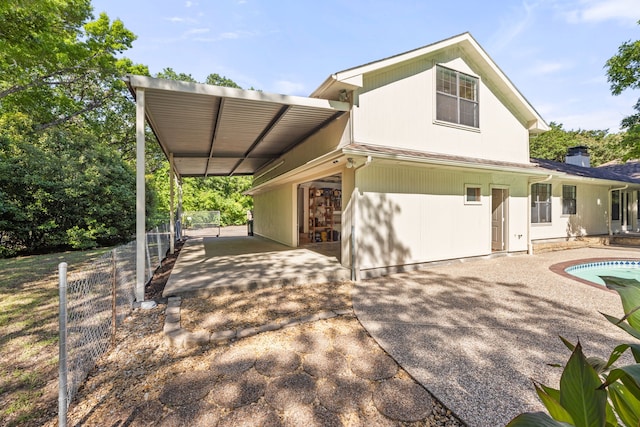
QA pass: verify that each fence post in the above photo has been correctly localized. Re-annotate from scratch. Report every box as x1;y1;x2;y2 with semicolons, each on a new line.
156;226;162;267
111;250;117;347
58;262;68;427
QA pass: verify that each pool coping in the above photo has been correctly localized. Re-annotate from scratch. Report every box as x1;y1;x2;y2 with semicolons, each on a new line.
549;257;640;292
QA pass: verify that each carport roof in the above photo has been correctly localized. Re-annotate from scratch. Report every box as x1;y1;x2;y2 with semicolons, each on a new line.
126;75;350;177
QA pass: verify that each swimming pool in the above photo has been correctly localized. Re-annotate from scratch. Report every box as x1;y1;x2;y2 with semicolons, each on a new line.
565;260;640;286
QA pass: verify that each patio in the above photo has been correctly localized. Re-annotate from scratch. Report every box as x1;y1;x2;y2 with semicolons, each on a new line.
163;226;350;297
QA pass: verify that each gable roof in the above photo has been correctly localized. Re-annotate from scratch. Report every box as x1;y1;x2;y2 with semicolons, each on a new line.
531;158;640;185
311;32;549;134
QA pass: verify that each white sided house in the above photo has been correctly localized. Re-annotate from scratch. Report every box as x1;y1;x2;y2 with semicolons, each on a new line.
246;32;640;278
127;32;640;292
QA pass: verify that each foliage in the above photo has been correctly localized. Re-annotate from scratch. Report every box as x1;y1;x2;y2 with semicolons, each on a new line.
530;122;629;166
605;20;640;159
0;1;158;255
0;124;136;253
507;276;640;427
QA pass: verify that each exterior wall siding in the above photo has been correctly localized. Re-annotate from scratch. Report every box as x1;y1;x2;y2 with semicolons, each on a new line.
253;184;296;246
529;181;610;241
353;163;529;270
352;54;530;164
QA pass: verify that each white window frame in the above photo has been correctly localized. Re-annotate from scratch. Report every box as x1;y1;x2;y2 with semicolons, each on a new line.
531;183;552;224
562;185;576;216
464;184;482;205
435;65;480;129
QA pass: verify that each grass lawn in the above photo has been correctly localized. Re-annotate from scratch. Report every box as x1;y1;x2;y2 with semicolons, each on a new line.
0;248;111;427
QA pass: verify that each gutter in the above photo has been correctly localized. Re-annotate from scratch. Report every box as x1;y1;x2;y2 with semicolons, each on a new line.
527;174;553;255
608;184;628;235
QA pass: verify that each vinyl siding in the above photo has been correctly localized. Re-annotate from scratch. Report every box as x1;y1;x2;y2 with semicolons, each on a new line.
353;163;529;270
253;183;296;246
352;55;530;164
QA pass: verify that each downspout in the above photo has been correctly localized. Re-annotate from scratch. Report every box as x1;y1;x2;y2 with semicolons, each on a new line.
351;155;372;281
608;184;628;235
527;174;552;255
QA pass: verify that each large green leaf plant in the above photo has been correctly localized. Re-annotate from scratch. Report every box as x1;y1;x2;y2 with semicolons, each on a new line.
508;276;640;427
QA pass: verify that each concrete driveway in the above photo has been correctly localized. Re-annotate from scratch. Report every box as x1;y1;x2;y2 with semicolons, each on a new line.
353;246;640;427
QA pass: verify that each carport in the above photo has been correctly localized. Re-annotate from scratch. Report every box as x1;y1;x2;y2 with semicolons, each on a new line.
126;75;350;301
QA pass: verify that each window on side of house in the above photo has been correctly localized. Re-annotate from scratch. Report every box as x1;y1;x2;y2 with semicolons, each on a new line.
436;65;479;128
612;190;620;221
562;185;576;215
464;185;481;204
531;183;552;223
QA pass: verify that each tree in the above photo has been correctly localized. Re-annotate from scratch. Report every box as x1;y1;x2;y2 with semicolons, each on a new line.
0;1;150;255
606;21;640;159
529;122;628;166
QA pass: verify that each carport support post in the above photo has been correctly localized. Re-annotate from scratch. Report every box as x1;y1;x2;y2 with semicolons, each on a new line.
135;88;146;303
169;152;175;255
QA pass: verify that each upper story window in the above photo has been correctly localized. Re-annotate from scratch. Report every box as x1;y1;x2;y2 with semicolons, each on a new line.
436;65;479;128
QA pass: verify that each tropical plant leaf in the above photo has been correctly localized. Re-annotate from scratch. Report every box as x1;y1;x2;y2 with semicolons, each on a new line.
506;411;575;426
601;275;640;331
538;382;561;402
561;336;577;352
535;382;575;424
604;399;618;427
560;342;607;427
603;365;640;401
601;312;640;341
609;382;640;427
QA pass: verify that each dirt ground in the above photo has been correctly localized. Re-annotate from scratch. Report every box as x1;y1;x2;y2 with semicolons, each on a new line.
42;239;464;427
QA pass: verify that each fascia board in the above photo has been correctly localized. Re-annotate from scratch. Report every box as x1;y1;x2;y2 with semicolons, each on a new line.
126;75;350;112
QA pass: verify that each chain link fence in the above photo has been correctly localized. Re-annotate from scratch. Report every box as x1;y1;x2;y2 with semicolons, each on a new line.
58;224;172;426
182;210;220;236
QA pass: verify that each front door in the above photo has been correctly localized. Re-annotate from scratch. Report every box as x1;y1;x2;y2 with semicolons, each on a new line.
491;188;508;251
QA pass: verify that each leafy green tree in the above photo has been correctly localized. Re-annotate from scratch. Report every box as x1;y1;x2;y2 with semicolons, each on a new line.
530;122;629;166
0;1;152;255
0;124;136;254
606;21;640;159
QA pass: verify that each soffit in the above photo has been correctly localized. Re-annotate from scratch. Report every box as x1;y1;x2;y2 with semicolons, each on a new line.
126;75;350;177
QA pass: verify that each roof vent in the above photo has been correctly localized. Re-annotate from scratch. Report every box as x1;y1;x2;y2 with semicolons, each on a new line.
566;145;590;168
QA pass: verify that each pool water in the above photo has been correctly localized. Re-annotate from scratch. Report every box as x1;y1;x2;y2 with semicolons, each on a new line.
565;260;640;286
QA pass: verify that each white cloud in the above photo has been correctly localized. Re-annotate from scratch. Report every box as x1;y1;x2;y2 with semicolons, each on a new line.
185;1;193;7
564;0;640;25
489;1;540;53
165;16;196;24
274;80;306;95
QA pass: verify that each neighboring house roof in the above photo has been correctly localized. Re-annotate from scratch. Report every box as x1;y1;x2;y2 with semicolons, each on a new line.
311;32;549;134
596;160;640;179
531;158;640;185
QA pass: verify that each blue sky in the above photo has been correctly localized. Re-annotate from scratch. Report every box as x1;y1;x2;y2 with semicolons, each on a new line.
92;0;640;132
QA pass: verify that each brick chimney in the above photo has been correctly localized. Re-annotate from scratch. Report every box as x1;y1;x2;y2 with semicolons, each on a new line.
565;146;590;167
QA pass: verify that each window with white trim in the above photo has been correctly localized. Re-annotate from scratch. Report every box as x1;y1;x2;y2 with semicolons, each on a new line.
562;185;576;215
464;185;482;204
612;190;620;221
531;183;551;223
436;65;479;128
